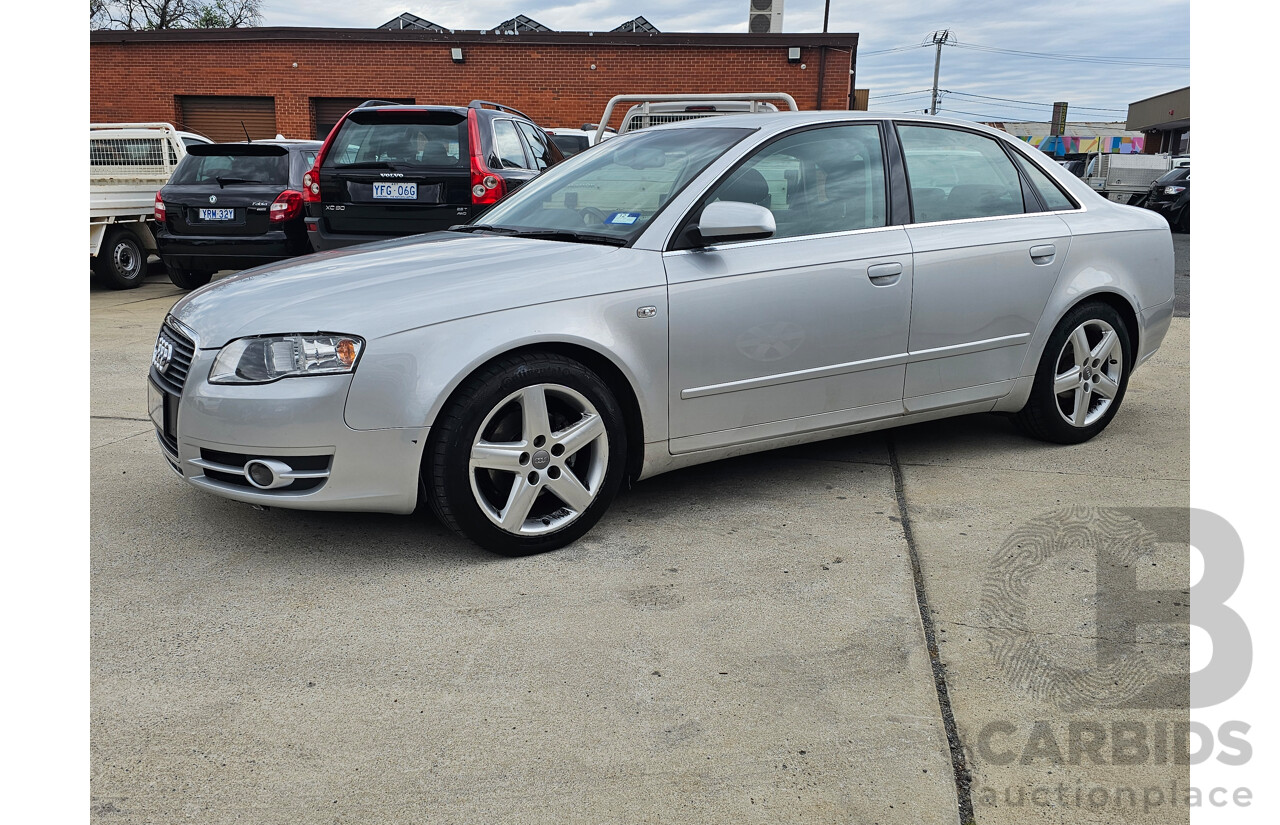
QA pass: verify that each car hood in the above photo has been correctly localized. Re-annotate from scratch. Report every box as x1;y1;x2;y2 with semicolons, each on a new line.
170;232;632;347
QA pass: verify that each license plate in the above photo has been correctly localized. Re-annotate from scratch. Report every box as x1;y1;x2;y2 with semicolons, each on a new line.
372;182;418;200
198;208;235;221
147;379;164;431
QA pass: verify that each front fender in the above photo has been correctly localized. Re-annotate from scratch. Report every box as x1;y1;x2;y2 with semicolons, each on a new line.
342;286;669;444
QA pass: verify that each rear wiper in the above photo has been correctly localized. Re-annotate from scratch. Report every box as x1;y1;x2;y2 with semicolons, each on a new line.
332;161;402;170
505;230;627;247
214;177;261;188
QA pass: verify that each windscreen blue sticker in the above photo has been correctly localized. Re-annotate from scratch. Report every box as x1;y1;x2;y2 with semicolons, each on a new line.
606;212;642;225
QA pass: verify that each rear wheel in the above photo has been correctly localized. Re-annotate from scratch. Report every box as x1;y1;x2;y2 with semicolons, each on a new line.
165;265;213;290
93;228;147;289
425;352;627;555
1014;302;1132;444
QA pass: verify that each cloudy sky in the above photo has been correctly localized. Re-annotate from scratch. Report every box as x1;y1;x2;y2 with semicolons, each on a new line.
258;1;1190;123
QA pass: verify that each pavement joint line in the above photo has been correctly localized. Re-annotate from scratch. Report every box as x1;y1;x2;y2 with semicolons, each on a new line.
893;460;1188;483
945;620;1191;647
888;435;975;825
91;430;153;451
92;291;183;308
91;415;150;422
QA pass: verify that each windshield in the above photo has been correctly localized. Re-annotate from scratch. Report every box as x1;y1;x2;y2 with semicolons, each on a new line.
1154;168;1189;185
473;127;753;241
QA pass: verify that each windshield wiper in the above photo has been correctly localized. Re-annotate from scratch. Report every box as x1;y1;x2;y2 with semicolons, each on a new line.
504;229;627;247
213;177;261;188
448;224;519;234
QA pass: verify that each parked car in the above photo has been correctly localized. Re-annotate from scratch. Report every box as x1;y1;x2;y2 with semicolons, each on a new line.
1138;167;1189;232
150;112;1174;555
154;139;322;289
1057;159;1086;177
302;100;564;251
544;126;613;157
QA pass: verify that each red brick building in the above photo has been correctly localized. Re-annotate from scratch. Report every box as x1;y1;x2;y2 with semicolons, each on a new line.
89;27;859;141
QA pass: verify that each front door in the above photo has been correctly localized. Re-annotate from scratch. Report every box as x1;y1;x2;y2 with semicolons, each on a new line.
663;124;913;453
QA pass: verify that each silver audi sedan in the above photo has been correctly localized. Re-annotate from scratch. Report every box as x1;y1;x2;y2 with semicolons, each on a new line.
148;112;1174;554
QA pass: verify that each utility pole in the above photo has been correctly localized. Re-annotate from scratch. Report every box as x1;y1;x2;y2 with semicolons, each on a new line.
928;29;956;115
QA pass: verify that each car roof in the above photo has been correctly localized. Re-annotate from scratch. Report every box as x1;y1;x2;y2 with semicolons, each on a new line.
637;110;1029;145
353;104;470;116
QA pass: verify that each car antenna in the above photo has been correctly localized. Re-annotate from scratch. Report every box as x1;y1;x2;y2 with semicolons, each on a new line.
241;121;251;143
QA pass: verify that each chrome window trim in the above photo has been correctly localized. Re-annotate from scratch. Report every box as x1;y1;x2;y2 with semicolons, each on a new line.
661;222;903;257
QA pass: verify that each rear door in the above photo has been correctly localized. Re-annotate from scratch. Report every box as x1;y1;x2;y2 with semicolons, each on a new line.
164;144;292;237
318;109;474;236
895;123;1073;412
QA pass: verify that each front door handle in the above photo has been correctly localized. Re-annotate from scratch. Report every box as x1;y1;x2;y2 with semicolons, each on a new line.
867;262;904;285
1029;244;1056;265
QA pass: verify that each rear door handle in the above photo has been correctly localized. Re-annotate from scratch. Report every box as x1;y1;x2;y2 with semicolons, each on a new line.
1029;244;1056;264
867;262;904;285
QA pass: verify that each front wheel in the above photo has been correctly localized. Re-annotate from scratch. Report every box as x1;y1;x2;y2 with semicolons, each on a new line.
93;228;147;289
1014;302;1132;444
424;352;628;555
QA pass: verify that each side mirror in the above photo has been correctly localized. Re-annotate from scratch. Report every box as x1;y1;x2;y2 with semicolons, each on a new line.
693;201;776;245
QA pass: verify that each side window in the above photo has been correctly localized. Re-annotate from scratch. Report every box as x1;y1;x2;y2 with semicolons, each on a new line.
515;122;554;171
1009;151;1077;211
701;124;887;241
492;119;530;169
898;125;1025;222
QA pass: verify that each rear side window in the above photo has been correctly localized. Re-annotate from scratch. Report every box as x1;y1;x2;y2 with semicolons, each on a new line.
1009;151;1076;211
326;111;467;167
516;122;555;171
170;152;289;185
898;125;1025;222
492;120;530;169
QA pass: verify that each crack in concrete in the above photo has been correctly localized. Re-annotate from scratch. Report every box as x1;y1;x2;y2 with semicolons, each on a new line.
946;620;1189;648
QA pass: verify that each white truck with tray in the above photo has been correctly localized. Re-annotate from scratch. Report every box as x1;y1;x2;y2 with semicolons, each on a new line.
591;93;799;145
1083;153;1190;203
90;122;188;289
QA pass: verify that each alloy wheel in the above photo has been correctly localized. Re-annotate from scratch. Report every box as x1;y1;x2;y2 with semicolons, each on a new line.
467;383;610;536
1053;319;1125;428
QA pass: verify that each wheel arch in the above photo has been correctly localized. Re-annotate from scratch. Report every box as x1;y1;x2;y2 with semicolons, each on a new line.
426;339;648;484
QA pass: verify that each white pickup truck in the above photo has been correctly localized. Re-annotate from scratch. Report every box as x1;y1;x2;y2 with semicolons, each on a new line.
591;93;799;145
90;123;206;289
1082;152;1190;203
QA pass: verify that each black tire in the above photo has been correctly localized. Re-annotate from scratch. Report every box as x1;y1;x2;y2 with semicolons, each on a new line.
166;265;213;290
1014;301;1133;444
424;352;628;555
93;228;147;289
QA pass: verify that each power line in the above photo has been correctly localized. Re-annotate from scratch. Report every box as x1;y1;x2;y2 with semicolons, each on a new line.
860;44;930;56
951;42;1188;68
869;88;934;99
945;90;1126;113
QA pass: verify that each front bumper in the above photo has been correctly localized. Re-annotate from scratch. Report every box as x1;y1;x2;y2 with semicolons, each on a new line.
153;345;427;514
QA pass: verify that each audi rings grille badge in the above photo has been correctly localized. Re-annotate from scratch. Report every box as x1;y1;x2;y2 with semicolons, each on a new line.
153;336;174;373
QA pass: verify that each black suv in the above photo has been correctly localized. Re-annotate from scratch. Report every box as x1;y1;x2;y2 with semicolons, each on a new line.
155;140;322;289
303;100;564;251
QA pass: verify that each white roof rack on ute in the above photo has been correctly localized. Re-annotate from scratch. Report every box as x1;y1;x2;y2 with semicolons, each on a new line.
592;93;799;145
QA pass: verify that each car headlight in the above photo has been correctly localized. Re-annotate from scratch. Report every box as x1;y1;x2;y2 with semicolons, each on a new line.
1164;186;1186;195
209;334;364;384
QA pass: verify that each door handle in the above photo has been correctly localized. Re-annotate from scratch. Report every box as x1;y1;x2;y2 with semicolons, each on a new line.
867;262;904;285
1029;244;1056;264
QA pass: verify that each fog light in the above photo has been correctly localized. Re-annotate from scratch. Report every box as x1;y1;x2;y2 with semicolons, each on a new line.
244;459;294;490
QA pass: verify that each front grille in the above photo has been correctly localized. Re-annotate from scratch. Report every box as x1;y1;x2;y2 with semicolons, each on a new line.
149;321;196;396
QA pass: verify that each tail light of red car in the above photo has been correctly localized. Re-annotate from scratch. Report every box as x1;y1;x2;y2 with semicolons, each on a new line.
468;113;506;205
270;190;304;222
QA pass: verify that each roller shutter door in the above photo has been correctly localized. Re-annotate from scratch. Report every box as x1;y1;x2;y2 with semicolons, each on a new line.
178;96;278;142
312;97;414;140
